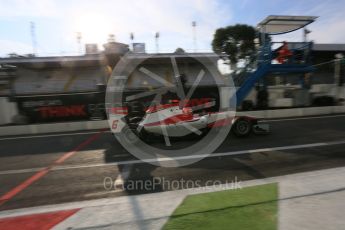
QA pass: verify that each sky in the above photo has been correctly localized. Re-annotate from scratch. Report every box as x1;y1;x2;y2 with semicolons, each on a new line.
0;0;345;56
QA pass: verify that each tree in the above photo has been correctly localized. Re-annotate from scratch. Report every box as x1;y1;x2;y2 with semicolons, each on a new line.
174;47;185;54
212;24;256;68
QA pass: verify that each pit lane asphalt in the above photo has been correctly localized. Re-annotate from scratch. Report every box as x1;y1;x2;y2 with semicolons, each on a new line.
0;114;344;211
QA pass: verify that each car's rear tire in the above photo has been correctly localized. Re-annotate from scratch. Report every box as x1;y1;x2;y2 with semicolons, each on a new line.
232;119;252;137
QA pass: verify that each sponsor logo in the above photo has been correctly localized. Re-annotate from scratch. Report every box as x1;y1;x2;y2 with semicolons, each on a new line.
38;105;87;118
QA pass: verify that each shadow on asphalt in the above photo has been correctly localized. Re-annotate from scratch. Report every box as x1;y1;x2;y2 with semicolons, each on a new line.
103;133;345;196
103;137;268;195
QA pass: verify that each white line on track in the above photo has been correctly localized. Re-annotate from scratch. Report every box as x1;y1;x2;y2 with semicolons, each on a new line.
0;167;44;175
1;139;345;176
0;152;131;175
0;131;111;141
264;114;345;122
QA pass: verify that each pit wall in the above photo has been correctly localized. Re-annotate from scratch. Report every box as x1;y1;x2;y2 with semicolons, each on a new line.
0;120;107;136
0;105;344;137
244;84;345;108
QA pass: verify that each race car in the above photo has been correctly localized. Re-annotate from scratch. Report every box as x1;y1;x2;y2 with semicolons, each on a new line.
109;100;269;142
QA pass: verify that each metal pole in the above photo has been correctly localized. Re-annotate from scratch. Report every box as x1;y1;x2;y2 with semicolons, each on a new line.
192;21;197;52
155;32;159;53
303;28;311;43
76;32;82;54
30;22;37;55
130;32;134;51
